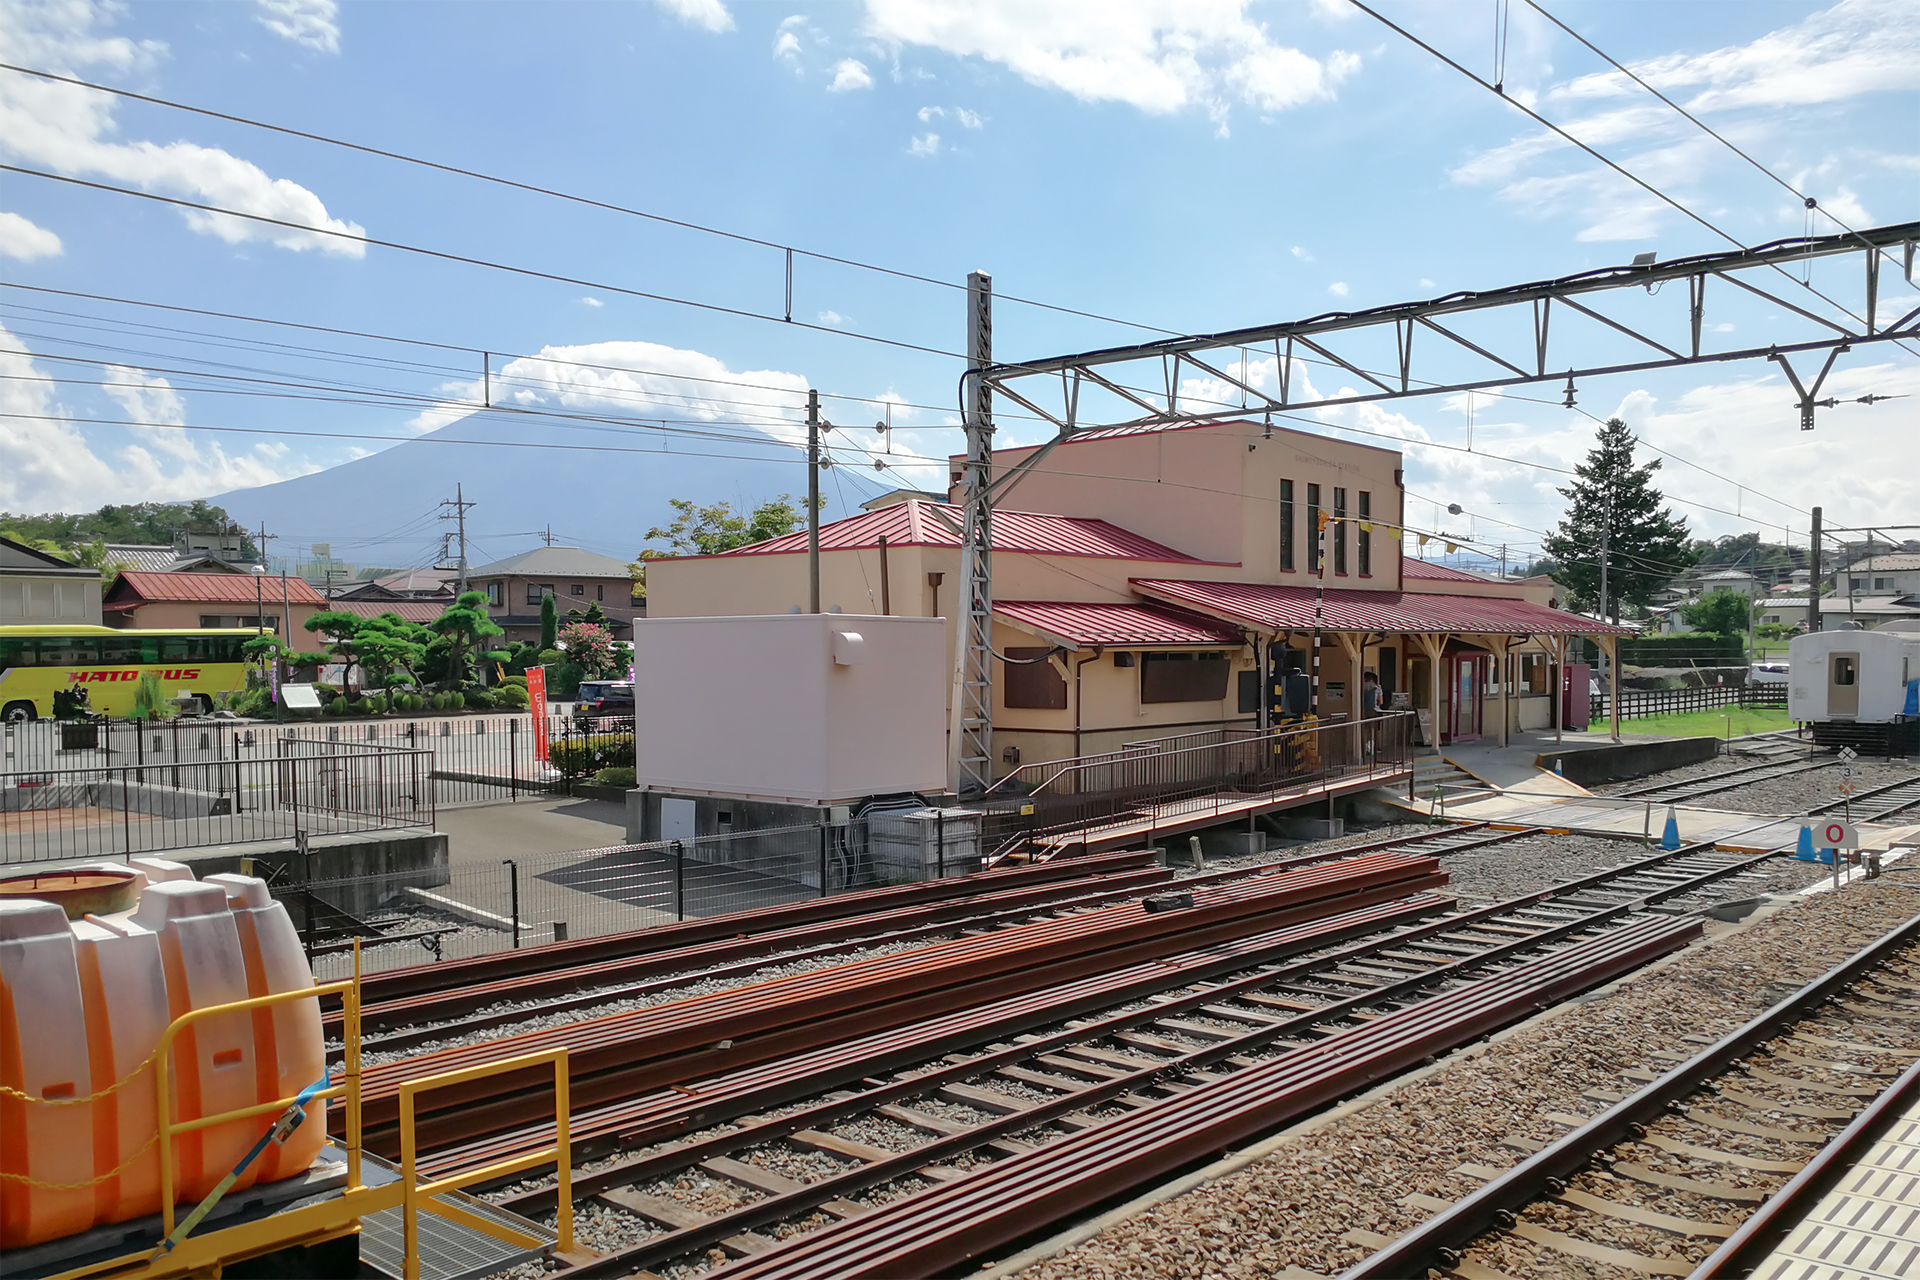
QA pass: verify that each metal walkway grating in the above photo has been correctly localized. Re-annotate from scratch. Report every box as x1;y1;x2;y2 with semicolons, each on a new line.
357;1154;556;1280
1750;1113;1920;1280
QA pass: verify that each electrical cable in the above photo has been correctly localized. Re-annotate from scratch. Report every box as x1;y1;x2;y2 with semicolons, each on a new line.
1343;0;1920;363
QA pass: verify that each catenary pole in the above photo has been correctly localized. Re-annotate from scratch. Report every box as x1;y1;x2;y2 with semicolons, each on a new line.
807;388;821;613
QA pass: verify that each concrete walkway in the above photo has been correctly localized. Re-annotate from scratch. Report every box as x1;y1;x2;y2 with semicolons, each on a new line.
435;795;630;866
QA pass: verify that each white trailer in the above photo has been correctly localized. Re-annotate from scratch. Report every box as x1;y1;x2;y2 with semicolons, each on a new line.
1787;629;1920;752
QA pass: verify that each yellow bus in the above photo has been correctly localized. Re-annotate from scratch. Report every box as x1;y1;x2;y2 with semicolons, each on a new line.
0;625;256;722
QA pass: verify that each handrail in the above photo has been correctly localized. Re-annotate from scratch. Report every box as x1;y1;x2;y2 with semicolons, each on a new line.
155;974;360;1239
398;1050;573;1280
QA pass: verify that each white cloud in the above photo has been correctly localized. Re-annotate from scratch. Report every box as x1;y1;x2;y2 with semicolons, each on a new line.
955;107;983;128
581;296;604;308
774;30;803;60
917;104;945;121
0;210;62;260
651;0;734;33
0;325;316;511
1456;0;1920;241
0;2;366;256
1290;244;1314;261
409;338;815;451
829;58;874;91
1327;281;1349;297
907;131;941;157
863;0;1359;129
253;0;339;54
1418;277;1435;288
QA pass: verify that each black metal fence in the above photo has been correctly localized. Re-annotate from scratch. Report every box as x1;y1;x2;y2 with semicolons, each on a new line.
1592;683;1788;722
0;734;434;864
256;817;975;977
977;713;1413;861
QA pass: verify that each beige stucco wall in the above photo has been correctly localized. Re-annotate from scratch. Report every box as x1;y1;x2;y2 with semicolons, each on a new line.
112;599;324;634
0;573;102;625
974;421;1406;590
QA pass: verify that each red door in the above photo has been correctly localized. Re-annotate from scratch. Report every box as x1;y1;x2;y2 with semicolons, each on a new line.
1448;654;1485;742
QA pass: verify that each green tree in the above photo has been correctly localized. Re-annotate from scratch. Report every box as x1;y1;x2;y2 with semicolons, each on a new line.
539;592;558;650
643;494;812;556
1542;418;1695;622
1682;588;1752;638
627;549;665;600
304;610;375;693
1;501;257;559
429;591;506;688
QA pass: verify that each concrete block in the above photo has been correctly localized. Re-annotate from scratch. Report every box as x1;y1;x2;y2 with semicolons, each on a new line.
1271;816;1345;841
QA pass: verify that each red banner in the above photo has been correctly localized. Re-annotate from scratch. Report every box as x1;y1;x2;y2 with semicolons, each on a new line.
527;666;549;763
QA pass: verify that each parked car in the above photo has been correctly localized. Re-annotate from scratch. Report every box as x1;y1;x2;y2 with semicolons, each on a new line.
573;680;634;723
1750;661;1790;685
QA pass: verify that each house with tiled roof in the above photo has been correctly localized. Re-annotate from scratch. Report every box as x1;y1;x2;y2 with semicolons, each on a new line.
102;570;327;635
647;420;1624;772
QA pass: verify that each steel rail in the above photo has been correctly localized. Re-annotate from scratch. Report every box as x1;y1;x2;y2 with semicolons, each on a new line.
344;855;1448;1148
1335;907;1920;1279
708;916;1706;1280
1612;755;1815;798
1621;758;1829;804
338;848;1161;1008
1809;771;1920;821
1688;1051;1920;1277
479;840;1768;1221
339;864;1176;1055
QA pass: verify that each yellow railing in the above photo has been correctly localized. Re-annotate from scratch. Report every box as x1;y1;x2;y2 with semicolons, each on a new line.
41;941;573;1280
399;1050;573;1280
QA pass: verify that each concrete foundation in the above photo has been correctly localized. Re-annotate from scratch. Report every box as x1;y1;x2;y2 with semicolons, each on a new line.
626;789;851;844
169;828;450;922
1534;736;1720;786
1268;815;1345;841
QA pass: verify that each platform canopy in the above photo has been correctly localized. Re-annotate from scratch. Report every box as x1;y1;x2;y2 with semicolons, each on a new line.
1129;579;1634;638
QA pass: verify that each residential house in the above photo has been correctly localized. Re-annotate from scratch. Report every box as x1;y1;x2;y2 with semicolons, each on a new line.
1819;594;1920;629
1831;553;1920;599
1755;597;1812;630
466;546;641;644
1;536;102;625
860;488;947;511
101;569;326;634
646;419;1626;775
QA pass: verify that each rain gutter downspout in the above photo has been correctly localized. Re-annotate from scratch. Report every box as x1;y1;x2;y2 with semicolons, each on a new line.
1074;648;1104;759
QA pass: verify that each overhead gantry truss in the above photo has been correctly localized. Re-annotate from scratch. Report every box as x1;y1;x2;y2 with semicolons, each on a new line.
976;220;1920;502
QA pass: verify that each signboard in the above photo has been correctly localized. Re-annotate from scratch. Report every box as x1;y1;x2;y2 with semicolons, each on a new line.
1415;708;1434;746
280;683;321;710
1816;819;1858;850
527;667;549;764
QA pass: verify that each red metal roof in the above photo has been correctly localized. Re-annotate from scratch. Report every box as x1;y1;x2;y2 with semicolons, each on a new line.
995;600;1247;648
331;600;446;623
704;500;1228;565
1130;579;1633;636
108;570;327;606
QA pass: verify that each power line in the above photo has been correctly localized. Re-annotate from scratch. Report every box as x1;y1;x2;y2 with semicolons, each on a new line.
0;164;967;362
1344;0;1920;363
0;62;1178;339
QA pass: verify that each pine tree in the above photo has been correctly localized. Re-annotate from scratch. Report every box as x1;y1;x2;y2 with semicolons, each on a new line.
1542;418;1695;621
539;592;558;650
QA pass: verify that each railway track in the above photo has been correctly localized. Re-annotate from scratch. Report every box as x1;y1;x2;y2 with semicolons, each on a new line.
1617;756;1828;804
401;838;1791;1278
1809;771;1920;823
1339;909;1920;1280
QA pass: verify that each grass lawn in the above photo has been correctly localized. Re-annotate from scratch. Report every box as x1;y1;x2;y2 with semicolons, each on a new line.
1618;706;1793;738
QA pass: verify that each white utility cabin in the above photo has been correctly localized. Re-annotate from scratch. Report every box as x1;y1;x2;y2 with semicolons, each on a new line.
1787;629;1920;724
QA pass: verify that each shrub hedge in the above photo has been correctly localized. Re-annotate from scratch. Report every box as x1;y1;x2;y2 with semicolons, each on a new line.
550;732;634;777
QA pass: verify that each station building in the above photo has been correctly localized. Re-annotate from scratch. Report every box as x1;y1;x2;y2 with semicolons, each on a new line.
644;420;1628;780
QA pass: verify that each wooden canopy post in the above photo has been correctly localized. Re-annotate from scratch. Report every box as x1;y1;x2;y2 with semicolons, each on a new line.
1531;633;1566;746
1598;633;1621;742
1336;631;1366;765
1411;632;1449;754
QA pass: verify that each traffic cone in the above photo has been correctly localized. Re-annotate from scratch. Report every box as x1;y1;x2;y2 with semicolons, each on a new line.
1795;824;1816;862
1660;806;1681;850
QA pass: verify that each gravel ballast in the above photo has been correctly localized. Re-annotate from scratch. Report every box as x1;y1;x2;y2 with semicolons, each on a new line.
1018;880;1920;1280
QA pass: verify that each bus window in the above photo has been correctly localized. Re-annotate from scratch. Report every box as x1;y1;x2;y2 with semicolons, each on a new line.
0;636;30;667
100;634;160;665
38;636;100;666
161;636;198;664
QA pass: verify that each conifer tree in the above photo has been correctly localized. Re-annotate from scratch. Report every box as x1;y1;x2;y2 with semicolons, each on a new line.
1542;418;1694;621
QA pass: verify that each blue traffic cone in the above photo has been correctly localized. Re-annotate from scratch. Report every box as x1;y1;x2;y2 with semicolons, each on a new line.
1660;805;1681;850
1795;824;1816;862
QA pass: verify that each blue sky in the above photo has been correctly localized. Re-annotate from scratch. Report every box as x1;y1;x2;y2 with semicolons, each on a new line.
2;0;1917;569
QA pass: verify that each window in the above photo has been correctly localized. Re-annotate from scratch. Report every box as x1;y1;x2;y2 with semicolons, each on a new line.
1002;647;1066;709
1850;578;1864;590
487;581;502;607
1279;479;1295;572
596;584;604;601
527;583;556;605
100;634;160;665
1832;656;1856;686
1306;483;1322;573
1333;487;1348;574
1357;491;1372;576
1237;669;1260;714
1875;577;1891;590
571;583;585;596
1141;651;1231;703
1520;653;1550;695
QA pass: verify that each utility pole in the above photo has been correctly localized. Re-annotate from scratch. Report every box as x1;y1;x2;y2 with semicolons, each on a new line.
807;389;822;614
253;521;276;635
1809;506;1823;633
439;484;475;595
541;525;556;547
952;270;996;795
